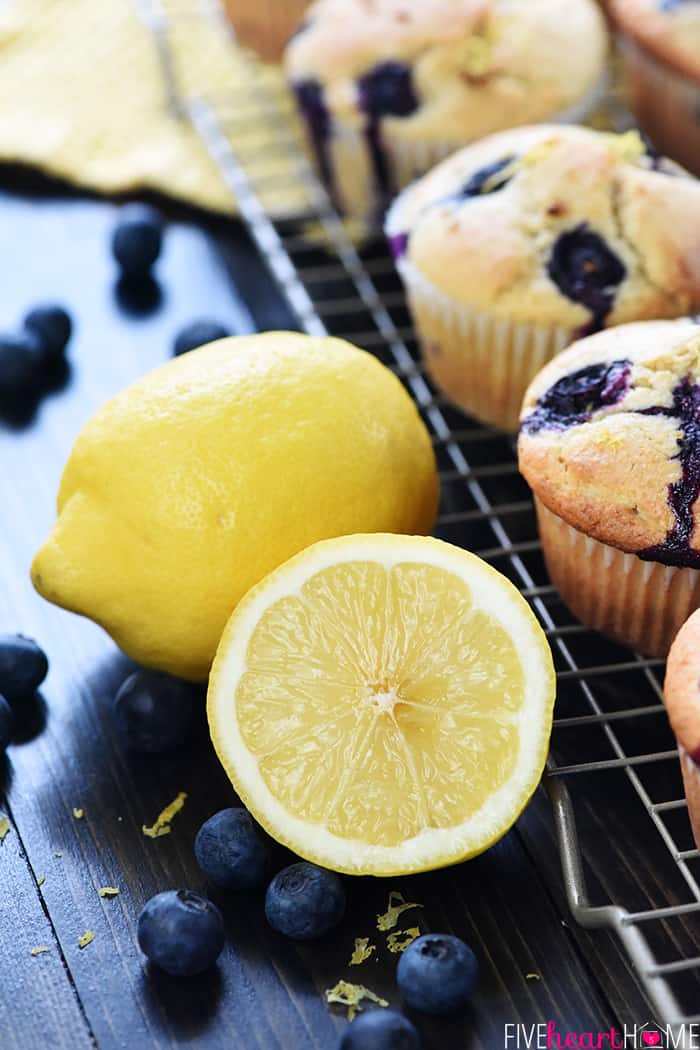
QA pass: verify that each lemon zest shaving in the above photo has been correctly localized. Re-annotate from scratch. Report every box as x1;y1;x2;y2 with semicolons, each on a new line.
37;876;45;887
31;946;49;956
349;938;376;966
142;792;187;838
73;808;84;820
376;891;422;932
521;139;559;168
78;929;94;949
526;972;542;981
387;927;420;954
462;17;498;77
325;980;388;1021
0;816;10;842
98;887;119;898
602;129;645;164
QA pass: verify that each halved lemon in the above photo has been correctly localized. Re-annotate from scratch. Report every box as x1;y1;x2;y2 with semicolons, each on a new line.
208;534;555;876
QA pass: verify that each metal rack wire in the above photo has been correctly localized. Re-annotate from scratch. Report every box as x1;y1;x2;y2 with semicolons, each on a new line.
152;3;700;1036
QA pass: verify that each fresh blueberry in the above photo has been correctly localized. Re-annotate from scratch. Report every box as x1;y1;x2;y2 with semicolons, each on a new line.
358;62;419;119
547;225;626;328
195;808;272;890
339;1009;422;1049
137;890;225;976
112;204;163;279
0;331;43;400
0;695;15;750
265;862;346;940
173;320;231;357
23;305;72;365
397;934;479;1015
0;635;49;703
112;670;196;752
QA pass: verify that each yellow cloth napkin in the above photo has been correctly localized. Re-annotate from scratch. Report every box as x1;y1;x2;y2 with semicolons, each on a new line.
0;0;304;214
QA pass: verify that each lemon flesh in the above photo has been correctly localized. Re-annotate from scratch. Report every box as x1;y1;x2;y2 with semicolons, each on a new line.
209;534;555;876
31;333;438;680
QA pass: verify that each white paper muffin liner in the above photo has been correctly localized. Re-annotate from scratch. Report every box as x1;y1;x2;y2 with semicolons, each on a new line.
396;259;573;431
535;498;700;658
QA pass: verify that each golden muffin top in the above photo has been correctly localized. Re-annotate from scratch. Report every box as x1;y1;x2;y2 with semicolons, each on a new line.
385;125;700;329
518;319;700;567
285;0;608;145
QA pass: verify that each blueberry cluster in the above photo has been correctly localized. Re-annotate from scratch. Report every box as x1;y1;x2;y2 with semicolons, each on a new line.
0;305;72;417
0;634;49;754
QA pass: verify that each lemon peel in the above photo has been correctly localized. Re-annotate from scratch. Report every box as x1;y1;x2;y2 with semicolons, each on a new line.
0;816;10;842
31;946;49;956
142;792;187;838
31;334;438;680
325;980;388;1021
98;887;119;898
78;930;94;949
387;927;420;954
37;876;45;887
73;808;84;820
377;892;423;932
526;972;542;981
349;938;376;966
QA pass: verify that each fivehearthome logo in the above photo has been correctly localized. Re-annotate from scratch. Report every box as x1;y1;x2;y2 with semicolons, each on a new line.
503;1019;700;1048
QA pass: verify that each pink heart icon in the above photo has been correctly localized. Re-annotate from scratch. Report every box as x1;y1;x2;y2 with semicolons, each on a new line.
642;1034;661;1047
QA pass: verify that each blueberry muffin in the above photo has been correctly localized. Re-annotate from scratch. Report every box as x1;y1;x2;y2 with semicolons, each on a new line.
665;609;700;849
285;0;608;230
519;318;700;657
611;0;700;176
386;125;700;430
223;1;311;62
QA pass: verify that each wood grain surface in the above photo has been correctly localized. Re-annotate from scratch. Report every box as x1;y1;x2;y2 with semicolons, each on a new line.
0;175;692;1049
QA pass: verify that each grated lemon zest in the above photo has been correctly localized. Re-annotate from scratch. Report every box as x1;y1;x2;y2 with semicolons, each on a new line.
73;808;84;820
526;972;542;981
349;938;376;966
31;946;49;956
37;876;45;887
78;930;94;949
602;129;645;164
0;816;10;842
376;891;422;932
521;139;559;168
387;927;420;954
98;887;119;898
325;980;388;1021
142;792;187;838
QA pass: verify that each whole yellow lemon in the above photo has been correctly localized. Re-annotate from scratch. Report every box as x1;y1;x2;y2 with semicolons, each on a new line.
31;333;439;679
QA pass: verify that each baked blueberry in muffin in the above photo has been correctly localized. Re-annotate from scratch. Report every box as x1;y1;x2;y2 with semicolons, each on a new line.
518;318;700;655
385;124;700;430
286;0;608;230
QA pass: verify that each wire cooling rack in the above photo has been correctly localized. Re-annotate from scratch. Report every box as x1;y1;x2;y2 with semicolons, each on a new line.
150;2;700;1035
